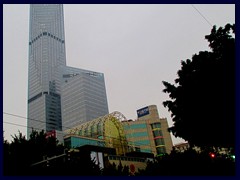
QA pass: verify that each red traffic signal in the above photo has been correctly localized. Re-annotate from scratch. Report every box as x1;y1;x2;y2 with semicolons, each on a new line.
210;153;215;158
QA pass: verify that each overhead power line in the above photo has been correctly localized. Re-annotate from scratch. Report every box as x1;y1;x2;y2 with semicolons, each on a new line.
191;4;213;27
3;112;73;131
3;112;164;150
3;119;160;150
3;121;29;129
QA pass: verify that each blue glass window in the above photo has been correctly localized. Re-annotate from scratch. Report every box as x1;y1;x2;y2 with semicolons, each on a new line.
132;131;148;138
154;138;165;146
153;130;163;137
135;139;150;146
156;146;166;154
151;122;161;129
124;123;147;130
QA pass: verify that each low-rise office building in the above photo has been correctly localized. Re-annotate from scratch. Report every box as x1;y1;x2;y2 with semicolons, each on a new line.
122;105;173;156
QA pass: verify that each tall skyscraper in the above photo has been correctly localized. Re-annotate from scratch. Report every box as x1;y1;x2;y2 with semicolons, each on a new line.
27;4;66;137
27;4;109;137
61;66;109;130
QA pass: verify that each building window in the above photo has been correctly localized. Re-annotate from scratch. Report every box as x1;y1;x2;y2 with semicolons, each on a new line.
135;140;151;146
154;138;165;146
156;146;166;155
129;123;147;129
135;147;141;152
152;130;163;137
151;122;161;129
132;131;148;138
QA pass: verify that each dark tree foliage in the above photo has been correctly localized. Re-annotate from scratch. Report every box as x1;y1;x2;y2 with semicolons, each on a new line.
162;24;235;149
102;161;130;176
3;130;65;175
4;130;130;176
32;150;103;175
136;148;235;176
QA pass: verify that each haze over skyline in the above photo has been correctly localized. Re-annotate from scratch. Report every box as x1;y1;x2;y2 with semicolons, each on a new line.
3;4;235;144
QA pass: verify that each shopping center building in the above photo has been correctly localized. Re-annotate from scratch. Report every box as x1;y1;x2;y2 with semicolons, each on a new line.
122;105;173;156
63;106;173;172
64;111;151;173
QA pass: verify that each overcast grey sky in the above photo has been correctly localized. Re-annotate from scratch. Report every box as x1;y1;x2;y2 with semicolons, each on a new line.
3;4;235;144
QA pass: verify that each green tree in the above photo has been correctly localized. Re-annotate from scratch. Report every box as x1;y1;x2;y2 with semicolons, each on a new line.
102;161;130;176
136;148;235;175
28;129;64;163
162;24;235;149
3;130;64;175
8;132;30;175
3;140;11;175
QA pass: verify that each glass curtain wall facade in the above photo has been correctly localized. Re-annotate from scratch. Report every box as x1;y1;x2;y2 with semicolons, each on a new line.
151;122;166;155
27;4;66;137
122;121;153;154
61;66;109;130
27;4;109;139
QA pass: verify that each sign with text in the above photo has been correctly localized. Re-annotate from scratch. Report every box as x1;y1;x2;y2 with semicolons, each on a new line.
137;106;149;118
46;130;56;139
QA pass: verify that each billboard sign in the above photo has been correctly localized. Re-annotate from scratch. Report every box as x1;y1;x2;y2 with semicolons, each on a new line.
46;130;56;139
137;106;149;118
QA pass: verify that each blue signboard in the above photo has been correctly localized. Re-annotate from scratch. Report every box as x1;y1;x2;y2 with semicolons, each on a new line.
137;106;149;118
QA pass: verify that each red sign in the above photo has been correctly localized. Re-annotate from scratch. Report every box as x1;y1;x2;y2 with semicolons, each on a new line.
130;164;135;173
46;130;56;139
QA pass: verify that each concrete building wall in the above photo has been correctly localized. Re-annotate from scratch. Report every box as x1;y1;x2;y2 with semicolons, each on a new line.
123;105;173;156
124;120;153;154
160;118;173;154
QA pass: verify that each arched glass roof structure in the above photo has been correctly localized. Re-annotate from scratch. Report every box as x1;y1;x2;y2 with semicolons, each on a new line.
64;111;131;155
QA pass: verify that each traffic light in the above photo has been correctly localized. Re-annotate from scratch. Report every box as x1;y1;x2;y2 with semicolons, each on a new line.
210;153;215;158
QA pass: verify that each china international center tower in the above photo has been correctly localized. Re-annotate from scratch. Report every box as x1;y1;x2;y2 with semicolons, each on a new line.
27;4;109;137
